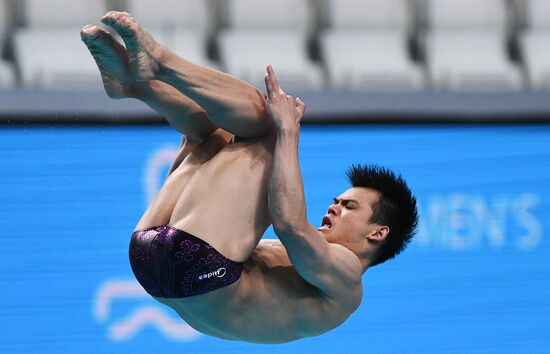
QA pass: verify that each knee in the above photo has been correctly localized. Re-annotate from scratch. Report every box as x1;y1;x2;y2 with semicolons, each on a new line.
188;129;233;164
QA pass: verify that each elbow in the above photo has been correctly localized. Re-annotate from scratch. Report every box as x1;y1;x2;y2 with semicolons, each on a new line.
272;221;292;236
270;207;309;237
272;220;306;237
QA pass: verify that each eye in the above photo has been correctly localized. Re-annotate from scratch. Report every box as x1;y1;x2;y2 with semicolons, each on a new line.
343;201;357;209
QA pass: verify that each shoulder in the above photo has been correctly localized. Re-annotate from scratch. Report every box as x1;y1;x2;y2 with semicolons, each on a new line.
255;239;285;255
310;242;363;301
250;239;290;265
327;243;363;285
258;239;282;247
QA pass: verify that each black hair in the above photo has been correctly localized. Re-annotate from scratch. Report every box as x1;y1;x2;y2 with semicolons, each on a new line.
346;164;418;266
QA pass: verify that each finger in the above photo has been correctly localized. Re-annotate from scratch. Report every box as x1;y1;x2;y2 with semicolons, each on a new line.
296;97;306;116
265;73;273;99
267;65;283;94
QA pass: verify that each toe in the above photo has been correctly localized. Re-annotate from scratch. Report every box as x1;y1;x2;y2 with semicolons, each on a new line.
102;13;137;38
102;11;120;20
101;11;122;25
102;11;133;23
80;25;107;42
81;25;97;37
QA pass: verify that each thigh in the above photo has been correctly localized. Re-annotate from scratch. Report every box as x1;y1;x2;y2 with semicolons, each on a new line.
169;131;276;262
134;129;234;231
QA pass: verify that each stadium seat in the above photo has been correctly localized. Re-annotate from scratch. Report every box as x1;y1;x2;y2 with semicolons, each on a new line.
0;0;8;44
321;0;424;90
127;0;215;68
0;0;16;88
425;0;523;90
15;29;102;88
218;0;324;91
519;0;550;89
25;0;104;27
0;61;15;88
14;0;107;89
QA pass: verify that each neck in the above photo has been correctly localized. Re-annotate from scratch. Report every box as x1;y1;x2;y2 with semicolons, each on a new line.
338;241;375;272
361;258;371;273
360;249;378;272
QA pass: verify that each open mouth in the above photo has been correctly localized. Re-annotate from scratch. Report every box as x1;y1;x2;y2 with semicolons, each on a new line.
319;216;333;230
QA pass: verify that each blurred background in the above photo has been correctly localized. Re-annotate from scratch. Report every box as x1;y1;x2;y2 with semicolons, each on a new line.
1;0;549;353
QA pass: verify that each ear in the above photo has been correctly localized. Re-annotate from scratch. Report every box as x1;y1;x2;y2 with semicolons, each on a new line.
367;226;389;243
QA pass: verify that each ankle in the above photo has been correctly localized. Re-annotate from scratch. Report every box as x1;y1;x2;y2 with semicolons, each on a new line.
153;44;179;79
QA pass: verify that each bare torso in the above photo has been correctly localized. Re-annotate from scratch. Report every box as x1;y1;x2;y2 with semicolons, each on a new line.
83;10;364;344
155;240;362;343
136;134;362;343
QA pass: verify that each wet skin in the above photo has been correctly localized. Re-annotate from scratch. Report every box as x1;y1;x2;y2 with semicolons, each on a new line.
81;12;382;343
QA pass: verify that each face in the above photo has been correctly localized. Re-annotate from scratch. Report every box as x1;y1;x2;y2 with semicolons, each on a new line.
318;187;383;249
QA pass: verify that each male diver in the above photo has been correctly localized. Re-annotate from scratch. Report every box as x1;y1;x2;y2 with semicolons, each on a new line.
81;11;418;343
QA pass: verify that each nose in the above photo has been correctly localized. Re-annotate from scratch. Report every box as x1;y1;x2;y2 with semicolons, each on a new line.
328;203;340;216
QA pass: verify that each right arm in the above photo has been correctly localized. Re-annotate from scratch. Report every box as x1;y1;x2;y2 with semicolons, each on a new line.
265;66;362;298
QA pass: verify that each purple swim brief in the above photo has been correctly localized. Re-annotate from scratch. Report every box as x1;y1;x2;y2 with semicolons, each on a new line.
129;225;243;298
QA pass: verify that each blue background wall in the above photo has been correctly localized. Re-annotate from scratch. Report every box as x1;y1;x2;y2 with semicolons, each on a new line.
1;124;549;353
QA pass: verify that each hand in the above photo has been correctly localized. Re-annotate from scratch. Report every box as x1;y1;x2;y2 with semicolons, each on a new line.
264;65;306;133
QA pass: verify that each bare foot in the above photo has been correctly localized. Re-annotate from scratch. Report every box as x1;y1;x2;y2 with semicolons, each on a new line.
81;25;132;99
101;11;160;82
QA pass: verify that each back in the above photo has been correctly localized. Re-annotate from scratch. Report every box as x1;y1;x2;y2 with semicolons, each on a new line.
158;239;362;343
